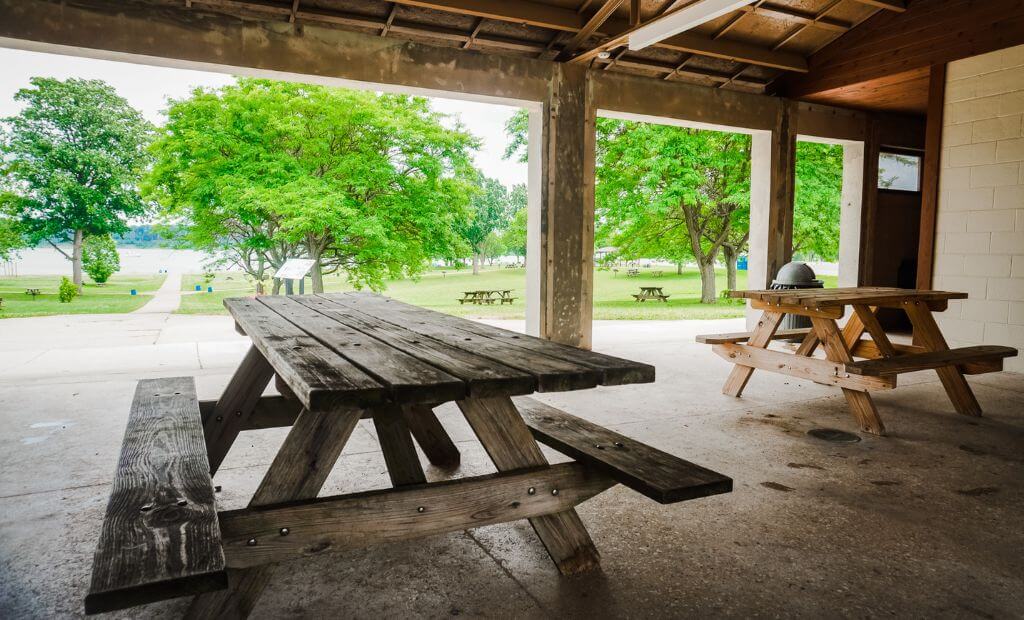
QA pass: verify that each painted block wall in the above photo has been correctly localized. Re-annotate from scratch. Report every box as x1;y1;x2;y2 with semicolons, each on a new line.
934;44;1024;372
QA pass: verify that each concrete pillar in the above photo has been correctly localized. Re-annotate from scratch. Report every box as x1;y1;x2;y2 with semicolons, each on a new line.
746;101;796;327
838;142;865;288
526;65;595;348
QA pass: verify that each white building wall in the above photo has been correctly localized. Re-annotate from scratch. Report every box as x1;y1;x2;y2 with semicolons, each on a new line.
934;44;1024;372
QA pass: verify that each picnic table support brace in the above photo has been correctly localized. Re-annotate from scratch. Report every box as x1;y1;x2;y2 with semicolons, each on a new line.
373;405;428;486
457;396;601;575
402;404;461;468
187;405;364;619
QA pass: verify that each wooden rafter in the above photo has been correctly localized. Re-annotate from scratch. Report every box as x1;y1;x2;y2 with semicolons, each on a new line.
389;0;807;72
462;17;485;49
380;3;398;36
556;0;625;61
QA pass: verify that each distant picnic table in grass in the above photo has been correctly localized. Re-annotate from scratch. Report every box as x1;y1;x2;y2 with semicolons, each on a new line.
459;289;516;305
633;286;670;302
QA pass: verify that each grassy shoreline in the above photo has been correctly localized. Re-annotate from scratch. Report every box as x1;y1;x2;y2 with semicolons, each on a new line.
0;274;166;318
177;267;838;320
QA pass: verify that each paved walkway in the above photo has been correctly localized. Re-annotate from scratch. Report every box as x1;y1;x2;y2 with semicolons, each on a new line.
133;271;183;314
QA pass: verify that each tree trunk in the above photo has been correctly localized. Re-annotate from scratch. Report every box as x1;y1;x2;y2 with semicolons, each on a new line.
699;259;717;304
472;253;480;275
272;277;282;295
311;257;324;294
726;251;738;292
676;261;683;275
72;229;84;293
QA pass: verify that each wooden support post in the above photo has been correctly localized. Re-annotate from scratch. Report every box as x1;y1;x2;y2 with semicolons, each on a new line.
722;311;784;397
537;64;596;349
767;100;797;282
187;406;363;619
852;305;898;358
858;116;880;286
903;302;982;416
403;404;461;469
203;345;274;475
917;64;945;291
457;397;601;575
810;317;886;435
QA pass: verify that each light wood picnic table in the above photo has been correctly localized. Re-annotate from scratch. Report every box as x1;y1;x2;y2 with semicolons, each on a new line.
633;286;669;302
85;292;731;617
697;287;1017;435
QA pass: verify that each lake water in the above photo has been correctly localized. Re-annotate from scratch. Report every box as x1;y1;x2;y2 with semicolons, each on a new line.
1;246;229;276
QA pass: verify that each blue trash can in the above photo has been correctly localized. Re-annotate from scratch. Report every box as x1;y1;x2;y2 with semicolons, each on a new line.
195;285;202;291
130;289;137;296
207;286;213;293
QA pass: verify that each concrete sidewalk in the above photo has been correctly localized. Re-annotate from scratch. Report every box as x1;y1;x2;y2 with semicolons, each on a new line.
133;271;184;314
1;310;1023;618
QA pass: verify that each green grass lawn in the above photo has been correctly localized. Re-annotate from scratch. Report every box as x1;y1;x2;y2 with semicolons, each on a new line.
0;273;166;318
176;266;838;320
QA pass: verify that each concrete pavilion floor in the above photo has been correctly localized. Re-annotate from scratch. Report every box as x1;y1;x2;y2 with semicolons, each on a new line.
1;309;1022;618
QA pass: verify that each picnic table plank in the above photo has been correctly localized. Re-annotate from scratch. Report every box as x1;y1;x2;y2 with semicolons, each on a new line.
328;292;654;386
259;295;466;405
225;297;386;410
846;345;1017;376
289;295;536;398
321;294;602;392
85;377;226;614
731;287;967;307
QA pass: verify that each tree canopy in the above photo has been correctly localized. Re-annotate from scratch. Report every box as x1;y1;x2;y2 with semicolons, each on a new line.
145;79;479;292
0;77;153;290
794;141;843;262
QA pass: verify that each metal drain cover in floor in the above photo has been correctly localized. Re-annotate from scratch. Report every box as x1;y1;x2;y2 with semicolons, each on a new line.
807;428;861;443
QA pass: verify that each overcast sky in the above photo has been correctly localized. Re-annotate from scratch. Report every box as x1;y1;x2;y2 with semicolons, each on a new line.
0;47;527;187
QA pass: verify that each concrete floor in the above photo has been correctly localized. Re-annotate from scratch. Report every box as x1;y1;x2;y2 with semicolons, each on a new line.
1;311;1022;618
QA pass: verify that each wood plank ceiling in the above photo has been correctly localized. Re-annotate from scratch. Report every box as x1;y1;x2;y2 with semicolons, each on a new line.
168;0;905;94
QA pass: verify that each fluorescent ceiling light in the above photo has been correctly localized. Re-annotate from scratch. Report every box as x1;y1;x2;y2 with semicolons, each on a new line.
628;0;758;51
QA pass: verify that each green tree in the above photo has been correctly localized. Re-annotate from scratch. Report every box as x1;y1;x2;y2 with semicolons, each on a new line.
595;120;751;303
0;203;26;261
81;234;121;284
794;141;843;261
145;79;478;293
460;175;513;275
0;78;153;292
500;184;528;260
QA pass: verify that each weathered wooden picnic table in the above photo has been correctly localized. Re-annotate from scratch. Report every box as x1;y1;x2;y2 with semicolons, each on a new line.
85;292;731;617
696;287;1017;435
458;289;516;305
633;286;669;302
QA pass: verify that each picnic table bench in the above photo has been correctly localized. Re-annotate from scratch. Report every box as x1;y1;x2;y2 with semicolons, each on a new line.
633;286;670;302
696;287;1018;435
86;292;731;617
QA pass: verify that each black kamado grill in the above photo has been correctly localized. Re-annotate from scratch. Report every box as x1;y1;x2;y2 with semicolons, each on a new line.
770;261;823;334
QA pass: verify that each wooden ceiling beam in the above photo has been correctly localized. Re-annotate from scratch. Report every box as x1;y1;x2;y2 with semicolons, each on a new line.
738;4;851;32
556;0;625;61
390;0;808;72
851;0;906;11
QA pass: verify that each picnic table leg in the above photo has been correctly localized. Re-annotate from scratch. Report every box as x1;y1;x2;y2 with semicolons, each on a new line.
457;396;601;575
403;404;461;469
851;305;898;358
722;311;784;397
810;317;886;436
373;405;428;486
186;405;364;619
903;301;982;416
203;345;275;475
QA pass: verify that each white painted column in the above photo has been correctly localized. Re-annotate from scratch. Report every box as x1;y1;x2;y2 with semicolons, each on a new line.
525;106;543;337
746;129;772;329
838;142;865;288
